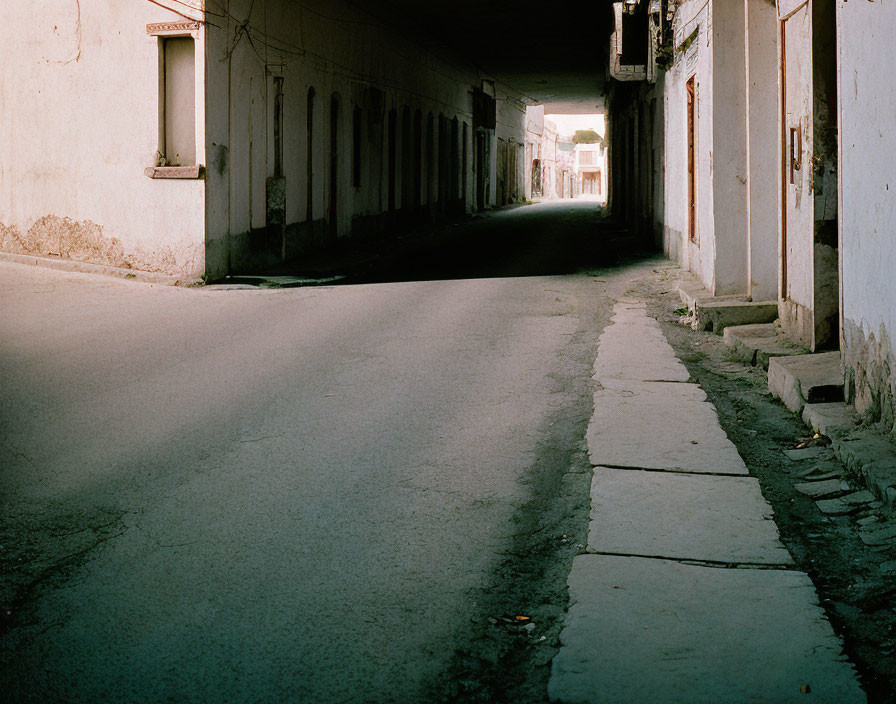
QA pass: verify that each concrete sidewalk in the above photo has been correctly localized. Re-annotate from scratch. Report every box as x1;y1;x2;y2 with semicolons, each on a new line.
548;300;866;703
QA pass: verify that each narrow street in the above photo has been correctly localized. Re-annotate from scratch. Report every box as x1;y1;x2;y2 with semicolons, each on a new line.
1;201;648;703
4;0;896;701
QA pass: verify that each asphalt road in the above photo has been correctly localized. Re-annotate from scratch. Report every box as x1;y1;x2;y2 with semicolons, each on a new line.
0;201;654;702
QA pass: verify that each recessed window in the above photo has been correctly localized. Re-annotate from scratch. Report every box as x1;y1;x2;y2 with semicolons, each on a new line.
159;36;195;167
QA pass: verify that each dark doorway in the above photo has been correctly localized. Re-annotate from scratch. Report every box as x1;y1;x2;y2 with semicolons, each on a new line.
427;113;435;216
476;130;487;210
388;109;397;215
462;122;469;211
402;107;412;221
686;76;697;244
451;117;460;213
439;115;449;215
306;87;315;225
352;106;362;189
414;110;423;215
329;94;339;241
267;76;286;258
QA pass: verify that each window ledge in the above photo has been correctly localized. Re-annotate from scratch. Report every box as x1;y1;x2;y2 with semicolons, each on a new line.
145;165;204;179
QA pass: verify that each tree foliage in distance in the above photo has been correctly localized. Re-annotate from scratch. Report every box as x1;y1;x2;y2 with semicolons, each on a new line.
572;129;602;145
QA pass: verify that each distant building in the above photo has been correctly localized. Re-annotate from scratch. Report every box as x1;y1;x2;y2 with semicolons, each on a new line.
525;106;545;198
557;140;577;198
574;142;607;201
541;120;560;198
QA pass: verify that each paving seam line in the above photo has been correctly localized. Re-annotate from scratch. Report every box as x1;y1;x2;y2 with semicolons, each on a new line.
587;550;799;571
593;463;749;478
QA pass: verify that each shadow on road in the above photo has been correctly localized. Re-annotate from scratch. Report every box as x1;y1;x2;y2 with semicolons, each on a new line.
227;200;659;287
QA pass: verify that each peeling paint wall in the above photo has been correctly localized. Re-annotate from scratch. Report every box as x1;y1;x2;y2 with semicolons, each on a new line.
0;0;206;278
844;321;896;438
0;216;184;273
837;0;896;436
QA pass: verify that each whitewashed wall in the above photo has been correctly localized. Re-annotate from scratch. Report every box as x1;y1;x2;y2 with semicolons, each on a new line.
744;0;779;303
663;0;714;289
663;0;750;296
837;0;896;433
0;0;206;277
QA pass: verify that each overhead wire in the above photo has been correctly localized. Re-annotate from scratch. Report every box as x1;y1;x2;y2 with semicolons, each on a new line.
144;0;220;27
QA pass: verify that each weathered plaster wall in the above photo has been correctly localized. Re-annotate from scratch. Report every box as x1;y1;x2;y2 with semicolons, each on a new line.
496;85;527;204
837;0;896;435
663;0;714;290
204;0;522;277
710;0;748;295
0;0;206;277
744;0;779;302
663;1;753;296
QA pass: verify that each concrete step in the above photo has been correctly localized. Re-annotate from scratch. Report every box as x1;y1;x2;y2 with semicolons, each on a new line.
677;276;717;312
674;272;778;334
696;299;779;334
768;352;844;414
723;323;808;369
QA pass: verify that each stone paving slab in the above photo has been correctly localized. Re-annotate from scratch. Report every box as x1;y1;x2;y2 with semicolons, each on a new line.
589;468;792;564
816;491;876;515
587;380;749;474
594;309;690;382
783;446;834;461
794;478;847;498
549;555;865;704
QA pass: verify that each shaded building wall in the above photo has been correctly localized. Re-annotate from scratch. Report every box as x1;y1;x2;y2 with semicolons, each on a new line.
204;0;524;277
495;87;526;206
606;80;663;242
660;0;749;296
0;0;207;278
837;0;896;436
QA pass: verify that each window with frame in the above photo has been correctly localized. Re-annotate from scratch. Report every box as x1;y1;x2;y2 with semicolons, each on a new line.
159;36;196;167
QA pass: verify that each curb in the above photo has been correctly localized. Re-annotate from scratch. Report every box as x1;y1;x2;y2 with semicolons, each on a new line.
801;403;896;513
828;426;896;512
0;251;203;287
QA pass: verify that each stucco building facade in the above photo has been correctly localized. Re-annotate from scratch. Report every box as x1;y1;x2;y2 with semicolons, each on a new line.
0;0;527;280
609;0;896;441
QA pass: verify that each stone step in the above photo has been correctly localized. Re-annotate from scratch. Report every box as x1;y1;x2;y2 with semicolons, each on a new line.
677;277;717;312
696;300;779;334
802;402;858;436
723;323;808;369
768;352;844;414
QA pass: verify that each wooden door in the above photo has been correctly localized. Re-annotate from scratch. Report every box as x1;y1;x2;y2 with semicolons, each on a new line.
781;6;813;313
686;76;696;244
